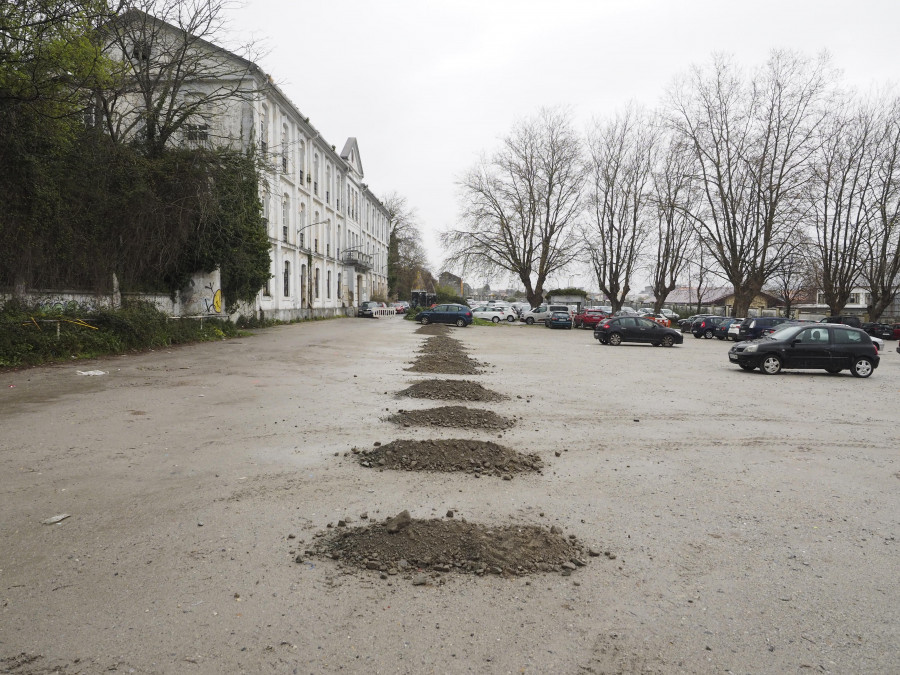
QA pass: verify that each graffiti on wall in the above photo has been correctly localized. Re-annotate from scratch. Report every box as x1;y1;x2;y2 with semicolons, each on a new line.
202;282;222;314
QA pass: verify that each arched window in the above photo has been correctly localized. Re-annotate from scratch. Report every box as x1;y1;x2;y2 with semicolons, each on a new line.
327;270;332;299
326;220;331;257
313;154;319;195
298;140;306;183
325;165;331;203
283;261;290;297
259;106;268;154
314;267;320;299
337;272;342;299
282;194;290;242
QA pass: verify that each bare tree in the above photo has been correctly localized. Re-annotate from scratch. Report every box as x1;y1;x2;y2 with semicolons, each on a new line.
669;51;833;317
648;138;698;313
583;105;657;313
805;95;876;315
860;95;900;321
382;191;431;300
769;234;817;317
97;0;262;156
443;107;585;307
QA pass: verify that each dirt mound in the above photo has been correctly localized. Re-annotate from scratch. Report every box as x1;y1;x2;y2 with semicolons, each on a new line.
386;405;514;429
397;379;505;402
415;323;449;335
407;335;484;374
309;515;590;578
355;439;542;477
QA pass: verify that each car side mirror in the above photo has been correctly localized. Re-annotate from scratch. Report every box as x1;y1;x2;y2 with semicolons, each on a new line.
792;338;801;345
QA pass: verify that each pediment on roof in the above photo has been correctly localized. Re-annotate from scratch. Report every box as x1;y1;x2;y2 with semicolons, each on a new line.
340;137;364;177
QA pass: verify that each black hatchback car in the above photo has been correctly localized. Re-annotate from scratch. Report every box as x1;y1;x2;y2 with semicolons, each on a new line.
594;316;683;347
728;324;879;377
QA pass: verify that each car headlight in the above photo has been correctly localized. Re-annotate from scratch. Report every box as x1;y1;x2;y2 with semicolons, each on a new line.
743;344;758;353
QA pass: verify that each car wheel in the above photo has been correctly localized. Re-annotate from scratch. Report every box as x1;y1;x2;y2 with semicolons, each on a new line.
825;366;841;374
704;330;714;339
693;333;702;339
608;333;623;346
739;363;756;371
851;357;873;378
507;315;515;323
455;318;466;327
492;316;500;323
525;317;534;325
420;316;430;325
661;335;675;348
761;355;782;375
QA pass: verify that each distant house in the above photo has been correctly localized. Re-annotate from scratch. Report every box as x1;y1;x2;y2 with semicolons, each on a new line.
656;287;783;316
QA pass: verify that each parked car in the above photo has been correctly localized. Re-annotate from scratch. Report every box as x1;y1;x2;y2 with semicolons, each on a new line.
727;319;745;341
545;311;573;329
471;305;516;323
871;336;885;353
691;315;726;339
679;314;716;332
713;318;741;340
521;304;571;324
358;300;388;318
760;320;812;336
818;315;862;328
737;316;792;340
861;322;894;340
661;309;681;322
594;316;684;347
574;308;609;329
392;301;408;314
728;323;879;377
893;324;900;340
415;303;473;327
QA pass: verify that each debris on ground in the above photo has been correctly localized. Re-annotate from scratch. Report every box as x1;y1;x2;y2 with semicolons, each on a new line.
386;405;514;429
309;514;590;578
396;379;505;402
355;439;542;476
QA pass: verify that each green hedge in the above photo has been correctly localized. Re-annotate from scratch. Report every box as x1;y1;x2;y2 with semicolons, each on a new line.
0;300;241;368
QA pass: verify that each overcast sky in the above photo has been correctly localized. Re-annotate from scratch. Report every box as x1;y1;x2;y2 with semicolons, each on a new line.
226;0;898;292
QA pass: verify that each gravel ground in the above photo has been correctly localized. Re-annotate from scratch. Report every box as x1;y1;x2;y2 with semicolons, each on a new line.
1;317;898;674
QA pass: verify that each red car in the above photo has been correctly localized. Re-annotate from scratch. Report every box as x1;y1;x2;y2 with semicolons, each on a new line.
893;324;900;340
574;309;609;329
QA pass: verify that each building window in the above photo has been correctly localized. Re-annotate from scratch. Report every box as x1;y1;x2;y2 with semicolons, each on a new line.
186;123;208;141
327;270;332;299
281;124;288;172
337;272;342;299
260;109;268;154
282;195;290;228
130;42;151;62
315;267;320;298
848;292;860;304
283;261;290;297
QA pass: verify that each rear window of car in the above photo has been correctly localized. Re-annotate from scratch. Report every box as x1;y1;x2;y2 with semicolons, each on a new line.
833;327;864;344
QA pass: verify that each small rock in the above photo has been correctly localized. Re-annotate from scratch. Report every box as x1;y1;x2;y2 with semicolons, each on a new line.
571;558;586;567
294;555;304;563
550;526;562;534
588;548;601;557
337;520;347;527
287;534;296;540
359;512;368;520
385;510;412;533
446;510;454;518
554;451;561;457
412;574;428;586
374;441;381;447
562;562;577;571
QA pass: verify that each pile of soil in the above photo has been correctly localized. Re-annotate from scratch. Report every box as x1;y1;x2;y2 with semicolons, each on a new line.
415;323;449;335
386;405;514;429
354;439;542;477
308;513;591;578
407;336;484;375
397;379;505;402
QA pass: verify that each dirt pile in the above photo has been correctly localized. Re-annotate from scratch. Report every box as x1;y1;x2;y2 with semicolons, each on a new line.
308;514;591;579
407;335;484;374
386;405;514;430
354;439;542;477
397;378;505;402
415;323;449;335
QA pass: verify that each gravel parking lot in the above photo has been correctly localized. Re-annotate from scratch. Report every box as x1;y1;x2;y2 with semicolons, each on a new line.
1;317;898;673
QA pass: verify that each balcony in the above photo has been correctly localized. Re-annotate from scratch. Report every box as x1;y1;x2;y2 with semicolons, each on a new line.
341;249;372;271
